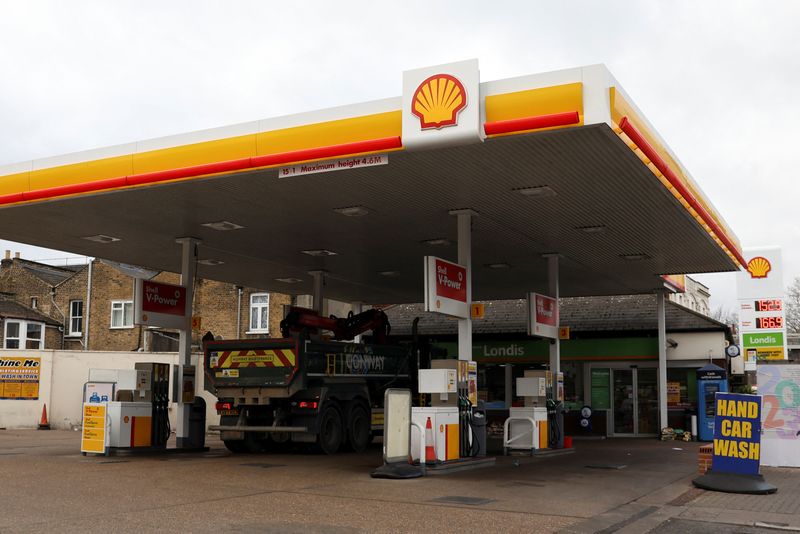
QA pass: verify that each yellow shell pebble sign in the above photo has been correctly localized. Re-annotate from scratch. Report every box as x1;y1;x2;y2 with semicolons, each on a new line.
81;403;107;454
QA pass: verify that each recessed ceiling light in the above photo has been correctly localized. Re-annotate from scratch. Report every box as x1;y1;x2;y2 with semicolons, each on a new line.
82;234;121;244
333;206;370;217
301;249;338;257
379;270;400;277
485;263;511;269
275;277;303;284
197;259;224;266
513;185;556;198
576;225;607;234
421;238;453;246
201;220;245;231
621;253;650;261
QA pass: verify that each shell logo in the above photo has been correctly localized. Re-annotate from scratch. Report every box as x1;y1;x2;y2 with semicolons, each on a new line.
411;74;467;129
746;256;771;279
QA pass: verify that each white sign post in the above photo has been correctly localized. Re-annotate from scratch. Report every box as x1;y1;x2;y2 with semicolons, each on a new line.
736;247;787;370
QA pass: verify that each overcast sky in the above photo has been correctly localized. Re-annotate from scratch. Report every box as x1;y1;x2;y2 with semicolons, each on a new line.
0;1;798;311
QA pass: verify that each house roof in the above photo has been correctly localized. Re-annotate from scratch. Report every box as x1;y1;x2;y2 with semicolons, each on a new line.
0;298;61;326
16;258;82;286
385;295;731;338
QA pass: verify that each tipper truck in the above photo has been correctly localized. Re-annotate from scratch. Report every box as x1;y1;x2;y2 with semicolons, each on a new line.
204;307;421;454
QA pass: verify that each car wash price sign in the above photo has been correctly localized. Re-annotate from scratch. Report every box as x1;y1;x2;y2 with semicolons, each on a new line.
711;392;762;476
424;256;468;318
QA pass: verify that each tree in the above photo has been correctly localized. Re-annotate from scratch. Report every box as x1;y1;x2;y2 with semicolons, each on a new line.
787;276;800;334
711;306;738;326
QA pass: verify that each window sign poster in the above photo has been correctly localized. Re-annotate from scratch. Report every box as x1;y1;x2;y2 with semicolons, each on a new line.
0;357;41;400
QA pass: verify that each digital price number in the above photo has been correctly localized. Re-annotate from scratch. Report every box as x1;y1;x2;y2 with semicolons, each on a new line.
755;299;783;312
755;316;783;329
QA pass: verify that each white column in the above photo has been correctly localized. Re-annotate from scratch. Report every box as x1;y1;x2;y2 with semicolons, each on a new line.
545;254;560;375
450;209;474;361
309;270;326;314
351;301;363;343
657;291;668;431
175;236;199;447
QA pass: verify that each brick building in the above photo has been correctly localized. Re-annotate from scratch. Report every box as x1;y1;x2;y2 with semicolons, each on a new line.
0;251;290;351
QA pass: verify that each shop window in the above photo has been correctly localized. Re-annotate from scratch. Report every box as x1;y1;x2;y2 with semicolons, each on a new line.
248;293;269;333
667;368;697;409
561;361;584;410
3;320;44;349
68;300;83;336
110;300;133;329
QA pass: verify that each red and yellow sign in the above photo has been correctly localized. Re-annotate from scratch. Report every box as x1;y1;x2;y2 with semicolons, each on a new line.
411;74;467;129
558;327;570;340
210;349;296;368
746;257;771;279
470;303;485;319
80;403;107;454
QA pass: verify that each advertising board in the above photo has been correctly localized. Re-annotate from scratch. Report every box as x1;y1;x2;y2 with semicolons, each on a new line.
736;247;786;368
527;292;558;339
0;357;40;400
424;256;469;318
757;364;800;467
711;392;762;476
134;278;188;330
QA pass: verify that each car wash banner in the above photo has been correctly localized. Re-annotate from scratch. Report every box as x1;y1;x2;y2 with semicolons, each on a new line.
711;392;762;475
0;357;41;400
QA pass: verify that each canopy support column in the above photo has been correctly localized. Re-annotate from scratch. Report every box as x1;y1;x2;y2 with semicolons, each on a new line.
176;236;199;448
451;209;475;361
657;291;668;431
309;270;326;314
545;253;563;448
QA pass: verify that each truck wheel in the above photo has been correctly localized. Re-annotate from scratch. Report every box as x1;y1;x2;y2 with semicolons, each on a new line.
347;403;371;454
224;439;247;453
315;403;343;454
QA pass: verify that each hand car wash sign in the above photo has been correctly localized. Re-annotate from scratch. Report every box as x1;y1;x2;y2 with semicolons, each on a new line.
424;256;468;318
134;279;188;330
712;392;762;475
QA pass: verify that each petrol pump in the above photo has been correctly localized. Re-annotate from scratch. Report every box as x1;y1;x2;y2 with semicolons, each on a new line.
504;370;564;453
83;363;171;451
411;359;480;463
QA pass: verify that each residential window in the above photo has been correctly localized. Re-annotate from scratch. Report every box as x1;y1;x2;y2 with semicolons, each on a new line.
110;300;134;329
248;293;270;333
68;300;83;336
3;320;44;349
30;297;38;309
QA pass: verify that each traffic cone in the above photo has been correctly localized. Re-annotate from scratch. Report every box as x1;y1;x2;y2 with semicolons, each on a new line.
424;417;437;465
38;404;50;430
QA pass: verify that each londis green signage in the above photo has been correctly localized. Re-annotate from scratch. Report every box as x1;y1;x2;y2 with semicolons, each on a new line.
742;332;785;361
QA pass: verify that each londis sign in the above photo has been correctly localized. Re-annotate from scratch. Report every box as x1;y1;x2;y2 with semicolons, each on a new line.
711;393;762;476
424;256;469;319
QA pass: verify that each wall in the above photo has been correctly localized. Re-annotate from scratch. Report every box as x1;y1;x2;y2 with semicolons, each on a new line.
0;349;220;432
667;332;725;361
53;266;89;350
86;262;141;351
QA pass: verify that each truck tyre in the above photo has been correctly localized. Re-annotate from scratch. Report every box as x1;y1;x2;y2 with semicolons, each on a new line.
224;439;247;453
315;403;343;454
346;402;371;454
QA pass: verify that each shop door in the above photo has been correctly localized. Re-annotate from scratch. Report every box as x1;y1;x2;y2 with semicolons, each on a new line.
611;368;658;436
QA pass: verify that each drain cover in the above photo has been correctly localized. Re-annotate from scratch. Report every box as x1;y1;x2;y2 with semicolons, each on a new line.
239;462;285;469
431;496;495;506
585;464;627;470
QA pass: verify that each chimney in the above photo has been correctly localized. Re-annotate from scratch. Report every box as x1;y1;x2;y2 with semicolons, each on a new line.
14;252;20;259
3;250;9;260
1;250;11;269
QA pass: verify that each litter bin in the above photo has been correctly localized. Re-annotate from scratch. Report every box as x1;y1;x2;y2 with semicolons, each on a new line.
188;397;206;449
471;403;487;457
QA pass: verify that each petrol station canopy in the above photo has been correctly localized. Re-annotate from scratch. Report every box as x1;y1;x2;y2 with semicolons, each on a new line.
0;63;743;304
